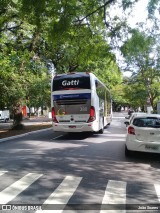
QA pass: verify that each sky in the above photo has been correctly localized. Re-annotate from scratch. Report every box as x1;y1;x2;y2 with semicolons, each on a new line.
127;0;148;27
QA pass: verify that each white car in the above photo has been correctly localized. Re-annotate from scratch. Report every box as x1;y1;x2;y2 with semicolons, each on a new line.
125;114;160;156
124;112;146;127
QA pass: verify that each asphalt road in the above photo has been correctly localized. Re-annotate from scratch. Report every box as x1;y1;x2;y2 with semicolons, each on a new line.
0;112;160;213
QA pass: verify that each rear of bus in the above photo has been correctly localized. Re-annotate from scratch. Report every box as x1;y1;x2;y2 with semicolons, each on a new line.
51;72;98;132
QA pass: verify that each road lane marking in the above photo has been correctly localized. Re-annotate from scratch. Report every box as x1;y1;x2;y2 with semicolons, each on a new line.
51;135;64;140
36;175;82;213
100;180;126;213
154;184;160;202
0;171;8;176
0;173;42;204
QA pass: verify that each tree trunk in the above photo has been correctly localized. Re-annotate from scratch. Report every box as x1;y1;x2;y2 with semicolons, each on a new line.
12;104;24;130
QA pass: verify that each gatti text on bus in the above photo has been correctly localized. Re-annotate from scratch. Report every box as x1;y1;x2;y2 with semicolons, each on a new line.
51;72;112;133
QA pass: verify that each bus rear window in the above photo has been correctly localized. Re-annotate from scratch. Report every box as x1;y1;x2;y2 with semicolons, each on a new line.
52;73;90;91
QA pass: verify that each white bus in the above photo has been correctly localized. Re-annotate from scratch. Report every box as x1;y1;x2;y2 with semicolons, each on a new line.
51;72;112;133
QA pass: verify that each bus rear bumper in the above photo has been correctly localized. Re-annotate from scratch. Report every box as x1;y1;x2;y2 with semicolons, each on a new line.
52;122;98;132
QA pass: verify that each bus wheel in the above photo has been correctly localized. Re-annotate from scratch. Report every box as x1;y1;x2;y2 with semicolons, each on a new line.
99;119;104;134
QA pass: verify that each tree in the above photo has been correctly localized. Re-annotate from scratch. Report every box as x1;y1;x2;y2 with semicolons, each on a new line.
0;0;148;119
121;29;160;109
111;83;129;111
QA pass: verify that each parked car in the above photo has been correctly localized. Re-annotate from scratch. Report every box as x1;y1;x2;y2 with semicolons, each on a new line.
124;112;146;127
0;110;10;122
125;114;160;156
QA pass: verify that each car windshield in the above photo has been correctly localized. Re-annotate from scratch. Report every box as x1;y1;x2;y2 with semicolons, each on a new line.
133;117;160;128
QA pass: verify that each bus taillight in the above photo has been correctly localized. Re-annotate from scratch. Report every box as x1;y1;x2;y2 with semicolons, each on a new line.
52;107;58;123
87;106;96;122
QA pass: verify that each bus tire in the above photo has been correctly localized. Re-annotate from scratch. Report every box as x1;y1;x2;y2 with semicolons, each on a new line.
105;123;110;129
99;119;104;134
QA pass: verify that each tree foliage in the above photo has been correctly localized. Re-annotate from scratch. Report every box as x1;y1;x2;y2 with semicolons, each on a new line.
1;0;158;116
0;0;130;110
121;29;160;110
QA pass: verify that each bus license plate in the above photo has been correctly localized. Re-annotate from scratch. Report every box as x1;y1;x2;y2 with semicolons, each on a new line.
145;145;158;150
69;126;76;128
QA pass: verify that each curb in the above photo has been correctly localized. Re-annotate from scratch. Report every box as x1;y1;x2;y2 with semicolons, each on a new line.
0;127;52;143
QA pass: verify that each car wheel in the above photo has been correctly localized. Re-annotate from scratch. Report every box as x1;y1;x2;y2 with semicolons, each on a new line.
125;145;132;157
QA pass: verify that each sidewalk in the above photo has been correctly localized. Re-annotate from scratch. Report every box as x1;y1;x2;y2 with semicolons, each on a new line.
0;116;52;140
22;116;52;125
